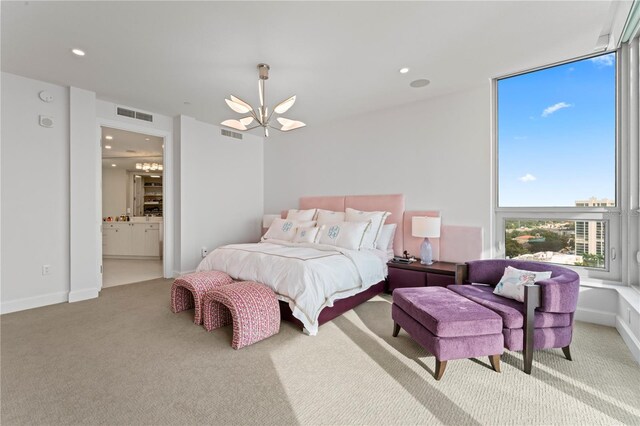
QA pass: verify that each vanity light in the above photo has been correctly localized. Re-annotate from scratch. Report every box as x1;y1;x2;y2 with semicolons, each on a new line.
104;145;112;149
399;67;410;74
71;48;85;56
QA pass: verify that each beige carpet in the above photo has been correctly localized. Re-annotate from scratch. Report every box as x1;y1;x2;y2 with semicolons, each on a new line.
1;279;639;425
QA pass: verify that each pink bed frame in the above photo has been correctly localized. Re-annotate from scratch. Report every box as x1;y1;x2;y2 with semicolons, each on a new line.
279;194;483;331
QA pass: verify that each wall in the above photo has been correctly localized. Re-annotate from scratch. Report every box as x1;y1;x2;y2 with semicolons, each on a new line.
175;116;264;273
102;167;128;217
69;86;99;302
264;85;492;255
1;72;70;312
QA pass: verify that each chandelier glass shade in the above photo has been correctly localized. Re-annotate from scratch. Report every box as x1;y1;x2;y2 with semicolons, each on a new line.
221;64;306;137
136;162;163;172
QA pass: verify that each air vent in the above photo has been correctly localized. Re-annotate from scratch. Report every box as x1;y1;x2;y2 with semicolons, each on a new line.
135;111;153;122
116;106;153;122
221;129;243;140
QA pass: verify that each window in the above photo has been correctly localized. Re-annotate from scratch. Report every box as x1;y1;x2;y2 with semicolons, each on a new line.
494;52;620;280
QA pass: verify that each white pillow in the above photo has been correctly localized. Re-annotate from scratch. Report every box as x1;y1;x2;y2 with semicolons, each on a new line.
316;209;346;226
345;208;390;250
293;226;320;243
493;266;553;302
317;222;370;250
286;209;317;221
262;219;315;242
376;223;397;251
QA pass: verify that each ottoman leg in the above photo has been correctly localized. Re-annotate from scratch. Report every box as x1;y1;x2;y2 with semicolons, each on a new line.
435;360;447;381
562;345;572;361
489;354;501;373
392;322;401;337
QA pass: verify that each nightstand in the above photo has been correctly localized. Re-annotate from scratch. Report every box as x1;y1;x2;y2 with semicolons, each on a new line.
386;260;463;293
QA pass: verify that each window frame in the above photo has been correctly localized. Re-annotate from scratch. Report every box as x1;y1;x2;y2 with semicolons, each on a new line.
491;50;623;283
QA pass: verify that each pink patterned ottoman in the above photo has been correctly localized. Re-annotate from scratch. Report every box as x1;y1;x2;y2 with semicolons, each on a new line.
170;271;233;325
202;281;280;349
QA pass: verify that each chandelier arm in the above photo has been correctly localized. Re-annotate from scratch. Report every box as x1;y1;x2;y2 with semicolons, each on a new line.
245;124;262;130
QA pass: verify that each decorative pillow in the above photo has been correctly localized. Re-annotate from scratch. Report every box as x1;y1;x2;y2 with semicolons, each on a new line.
345;208;391;250
493;266;553;302
262;219;315;242
316;209;346;226
293;226;320;244
286;209;317;221
317;221;370;250
376;223;397;252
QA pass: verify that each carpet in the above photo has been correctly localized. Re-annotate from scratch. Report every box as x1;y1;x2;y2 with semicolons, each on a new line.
2;278;639;425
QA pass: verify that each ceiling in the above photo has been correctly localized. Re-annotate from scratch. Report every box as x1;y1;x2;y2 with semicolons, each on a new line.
100;126;163;171
1;1;625;130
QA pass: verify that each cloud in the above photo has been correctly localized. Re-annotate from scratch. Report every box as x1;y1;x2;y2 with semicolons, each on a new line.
542;102;572;117
589;54;614;67
518;173;536;182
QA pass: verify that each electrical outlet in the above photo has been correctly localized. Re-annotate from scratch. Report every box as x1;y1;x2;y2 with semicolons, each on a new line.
201;247;208;258
42;265;51;275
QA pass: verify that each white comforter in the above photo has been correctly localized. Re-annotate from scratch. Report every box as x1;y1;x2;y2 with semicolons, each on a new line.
196;240;387;335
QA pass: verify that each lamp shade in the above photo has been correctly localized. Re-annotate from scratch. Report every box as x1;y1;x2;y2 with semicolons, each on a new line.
262;214;281;228
412;216;441;238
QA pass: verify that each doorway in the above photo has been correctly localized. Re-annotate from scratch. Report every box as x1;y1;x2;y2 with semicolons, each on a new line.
101;126;164;287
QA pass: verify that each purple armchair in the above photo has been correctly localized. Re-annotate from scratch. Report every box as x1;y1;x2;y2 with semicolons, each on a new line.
449;260;580;374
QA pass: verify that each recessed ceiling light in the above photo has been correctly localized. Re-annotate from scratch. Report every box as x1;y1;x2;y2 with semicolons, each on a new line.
111;164;116;167
150;175;161;178
145;138;150;141
399;67;410;74
410;79;430;88
104;145;112;149
105;135;113;140
71;48;85;56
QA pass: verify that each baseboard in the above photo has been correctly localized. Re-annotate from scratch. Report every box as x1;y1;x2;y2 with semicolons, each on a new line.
68;288;99;303
616;316;640;365
174;269;195;277
0;291;68;315
575;307;616;327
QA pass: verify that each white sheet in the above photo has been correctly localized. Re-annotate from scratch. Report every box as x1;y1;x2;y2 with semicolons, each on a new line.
196;240;386;335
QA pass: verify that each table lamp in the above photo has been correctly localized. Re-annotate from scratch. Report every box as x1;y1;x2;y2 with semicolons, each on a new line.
412;216;441;265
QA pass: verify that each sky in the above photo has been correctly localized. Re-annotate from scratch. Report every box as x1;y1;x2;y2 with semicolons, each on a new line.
498;52;616;207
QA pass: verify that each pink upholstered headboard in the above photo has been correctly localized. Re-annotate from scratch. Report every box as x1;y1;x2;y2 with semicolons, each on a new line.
299;194;405;256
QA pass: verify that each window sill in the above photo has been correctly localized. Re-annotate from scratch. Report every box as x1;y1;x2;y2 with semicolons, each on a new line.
580;280;640;310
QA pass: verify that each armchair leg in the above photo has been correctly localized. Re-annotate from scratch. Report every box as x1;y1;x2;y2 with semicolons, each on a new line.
523;284;541;375
562;345;572;361
392;322;400;337
435;360;447;380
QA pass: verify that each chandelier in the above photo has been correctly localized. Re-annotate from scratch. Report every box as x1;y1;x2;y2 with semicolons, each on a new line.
221;63;306;137
136;162;163;172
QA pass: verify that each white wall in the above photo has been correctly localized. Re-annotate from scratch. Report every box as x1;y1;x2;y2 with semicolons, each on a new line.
102;167;128;217
265;85;492;254
175;116;264;273
69;86;99;302
1;73;70;312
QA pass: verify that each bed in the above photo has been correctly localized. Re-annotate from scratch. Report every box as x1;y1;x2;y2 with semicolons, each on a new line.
196;194;406;335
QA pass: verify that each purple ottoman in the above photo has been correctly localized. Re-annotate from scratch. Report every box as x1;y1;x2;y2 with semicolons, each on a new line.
392;286;504;380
